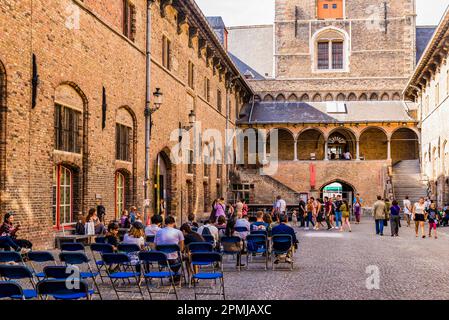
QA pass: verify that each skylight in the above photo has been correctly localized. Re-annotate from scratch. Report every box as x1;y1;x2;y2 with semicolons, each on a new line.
326;102;347;114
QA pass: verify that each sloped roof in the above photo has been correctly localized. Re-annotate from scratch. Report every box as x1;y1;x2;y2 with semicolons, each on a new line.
416;26;437;62
237;101;417;124
228;52;265;80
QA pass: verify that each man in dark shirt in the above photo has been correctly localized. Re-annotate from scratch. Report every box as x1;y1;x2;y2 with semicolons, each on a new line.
271;215;298;264
298;199;306;228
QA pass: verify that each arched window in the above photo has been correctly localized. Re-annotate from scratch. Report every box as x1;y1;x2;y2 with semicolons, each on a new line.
53;165;73;227
313;28;348;71
115;171;126;219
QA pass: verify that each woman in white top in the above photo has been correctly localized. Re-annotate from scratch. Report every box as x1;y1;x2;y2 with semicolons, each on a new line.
412;197;426;238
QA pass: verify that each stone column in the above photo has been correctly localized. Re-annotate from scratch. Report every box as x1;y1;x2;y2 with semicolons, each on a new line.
294;139;298;161
356;139;360;160
387;139;392;160
324;140;329;161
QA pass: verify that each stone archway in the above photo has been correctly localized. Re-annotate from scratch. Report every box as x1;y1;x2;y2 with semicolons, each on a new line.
154;150;174;217
327;128;357;160
297;129;325;160
391;128;419;164
359;127;388;160
320;179;356;202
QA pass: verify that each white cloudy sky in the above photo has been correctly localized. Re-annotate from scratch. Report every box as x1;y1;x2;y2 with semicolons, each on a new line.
195;0;449;27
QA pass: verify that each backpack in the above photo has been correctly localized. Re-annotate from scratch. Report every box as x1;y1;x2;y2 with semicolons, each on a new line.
202;226;212;236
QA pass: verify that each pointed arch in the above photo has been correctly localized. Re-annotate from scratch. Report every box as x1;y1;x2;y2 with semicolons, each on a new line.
324;93;333;101
300;93;310;102
370;93;379;101
263;94;274;102
276;94;286;102
288;93;298;102
347;93;357;101
312;93;322;102
336;93;345;101
359;93;368;101
392;92;401;101
381;93;389;101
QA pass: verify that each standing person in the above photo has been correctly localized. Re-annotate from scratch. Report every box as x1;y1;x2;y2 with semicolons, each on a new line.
426;202;439;239
424;197;431;211
214;198;226;222
333;195;343;230
312;197;323;230
412;197;427;238
85;208;106;235
129;206;138;224
242;200;249;217
298;197;306;228
390;200;401;237
96;199;106;224
305;198;315;230
120;210;131;229
159;199;167;217
235;199;244;217
340;200;352;232
274;195;287;221
323;197;334;230
373;196;387;236
403;196;412;227
353;195;362;224
226;202;235;219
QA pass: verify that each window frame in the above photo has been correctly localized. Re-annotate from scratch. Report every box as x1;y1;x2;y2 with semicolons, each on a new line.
115;171;126;219
116;123;131;162
54;103;82;154
53;165;73;228
162;35;172;71
123;0;136;42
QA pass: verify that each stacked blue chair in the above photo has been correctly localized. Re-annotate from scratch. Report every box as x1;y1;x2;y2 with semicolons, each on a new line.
271;234;293;271
90;243;114;283
0;251;24;265
190;253;225;300
138;251;178;300
101;253;144;300
246;234;269;270
59;252;102;300
36;279;91;300
0;265;37;299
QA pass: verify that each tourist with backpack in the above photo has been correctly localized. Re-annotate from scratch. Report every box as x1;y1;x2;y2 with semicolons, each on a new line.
197;219;219;245
333;195;343;230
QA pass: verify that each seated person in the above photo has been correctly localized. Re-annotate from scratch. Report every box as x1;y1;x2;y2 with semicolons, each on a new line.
180;223;205;247
145;215;163;236
74;213;85;235
0;212;32;251
251;211;269;232
154;216;184;274
215;216;227;235
235;213;250;240
186;214;199;228
220;219;245;268
123;222;145;250
85;208;106;235
105;222;120;250
120;210;131;229
271;215;298;264
197;219;219;244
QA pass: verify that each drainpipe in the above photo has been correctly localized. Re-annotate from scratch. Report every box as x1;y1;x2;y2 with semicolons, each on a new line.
144;0;154;224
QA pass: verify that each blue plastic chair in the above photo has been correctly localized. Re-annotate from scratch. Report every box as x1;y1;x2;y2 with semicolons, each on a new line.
145;235;155;243
155;244;187;287
0;281;25;300
202;235;215;245
250;230;268;236
95;237;106;244
90;243;114;283
190;253;225;300
235;226;249;233
220;236;243;271
36;279;91;300
117;243;141;254
101;253;144;300
59;252;102;300
60;243;85;252
245;234;269;270
188;242;214;254
271;234;293;270
0;251;24;265
27;251;56;279
138;251;178;300
0;265;37;299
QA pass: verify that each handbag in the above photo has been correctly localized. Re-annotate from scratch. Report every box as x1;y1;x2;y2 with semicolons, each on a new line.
383;219;388;227
85;221;95;236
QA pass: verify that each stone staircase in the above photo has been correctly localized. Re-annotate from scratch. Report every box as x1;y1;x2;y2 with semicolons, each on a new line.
392;160;428;204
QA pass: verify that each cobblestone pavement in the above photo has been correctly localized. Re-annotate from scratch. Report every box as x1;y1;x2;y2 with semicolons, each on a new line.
57;218;449;300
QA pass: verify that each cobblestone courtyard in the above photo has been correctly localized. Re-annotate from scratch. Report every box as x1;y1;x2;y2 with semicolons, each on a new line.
88;218;449;300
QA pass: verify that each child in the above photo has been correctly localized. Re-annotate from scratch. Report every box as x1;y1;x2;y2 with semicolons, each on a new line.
105;222;119;250
74;212;85;235
427;203;439;239
292;210;298;227
120;210;130;229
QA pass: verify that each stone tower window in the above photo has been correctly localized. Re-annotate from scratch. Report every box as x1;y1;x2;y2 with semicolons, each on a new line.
123;0;136;42
313;28;348;72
